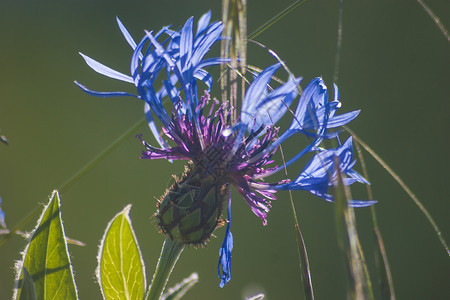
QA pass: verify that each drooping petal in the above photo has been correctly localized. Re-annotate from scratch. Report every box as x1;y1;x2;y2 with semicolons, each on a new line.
218;193;233;288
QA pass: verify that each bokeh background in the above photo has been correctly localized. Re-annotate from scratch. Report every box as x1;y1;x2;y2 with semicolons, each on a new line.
0;0;449;299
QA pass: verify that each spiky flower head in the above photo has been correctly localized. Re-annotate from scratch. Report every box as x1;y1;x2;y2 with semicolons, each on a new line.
76;11;375;287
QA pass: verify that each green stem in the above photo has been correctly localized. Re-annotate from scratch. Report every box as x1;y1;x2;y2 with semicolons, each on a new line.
277;141;314;299
146;237;185;300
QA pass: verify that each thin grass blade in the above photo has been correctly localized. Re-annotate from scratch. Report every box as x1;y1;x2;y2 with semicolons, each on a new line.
334;157;374;299
416;0;450;43
221;0;247;123
345;126;450;256
333;0;344;83
278;141;314;299
354;140;396;299
248;0;307;40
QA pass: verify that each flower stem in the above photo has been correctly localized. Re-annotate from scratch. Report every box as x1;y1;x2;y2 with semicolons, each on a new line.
146;237;185;300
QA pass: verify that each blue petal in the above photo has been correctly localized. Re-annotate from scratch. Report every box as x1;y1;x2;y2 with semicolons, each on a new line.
191;21;223;67
260;138;320;176
333;83;339;101
74;81;138;98
144;102;168;150
130;36;148;83
348;200;378;207
327;110;360;128
241;63;281;127
116;17;138;51
273;137;371;204
195;57;231;71
301;100;339;130
162;79;181;104
79;53;134;84
347;169;370;185
251;76;302;129
144;31;176;69
218;195;233;287
196;11;211;36
289;77;325;131
180;17;194;73
193;69;212;89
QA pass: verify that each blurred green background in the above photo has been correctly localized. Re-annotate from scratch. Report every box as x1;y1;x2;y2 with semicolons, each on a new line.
0;0;449;299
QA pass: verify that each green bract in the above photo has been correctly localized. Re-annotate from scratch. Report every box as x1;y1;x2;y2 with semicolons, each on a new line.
157;163;228;245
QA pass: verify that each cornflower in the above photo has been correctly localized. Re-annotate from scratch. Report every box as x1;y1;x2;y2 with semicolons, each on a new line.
76;11;375;287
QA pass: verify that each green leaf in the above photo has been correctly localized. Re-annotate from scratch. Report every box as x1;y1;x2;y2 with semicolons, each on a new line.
14;190;78;300
162;272;198;300
97;204;146;300
19;268;36;300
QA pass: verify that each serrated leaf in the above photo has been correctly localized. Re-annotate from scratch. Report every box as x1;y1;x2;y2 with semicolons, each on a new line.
14;190;78;300
97;204;146;300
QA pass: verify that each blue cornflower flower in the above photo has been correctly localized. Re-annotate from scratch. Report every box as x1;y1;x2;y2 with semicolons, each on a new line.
77;12;375;287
